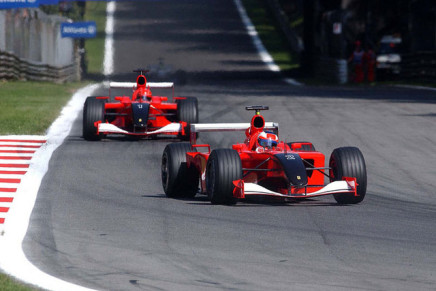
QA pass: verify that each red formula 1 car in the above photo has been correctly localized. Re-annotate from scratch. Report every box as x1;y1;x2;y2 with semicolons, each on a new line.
83;69;198;141
161;106;367;205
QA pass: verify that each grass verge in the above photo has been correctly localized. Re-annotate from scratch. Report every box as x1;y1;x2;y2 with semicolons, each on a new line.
241;0;299;72
0;81;87;135
84;1;107;76
0;274;40;291
0;274;41;291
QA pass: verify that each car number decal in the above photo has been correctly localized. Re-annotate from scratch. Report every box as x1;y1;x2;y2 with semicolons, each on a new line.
285;154;295;160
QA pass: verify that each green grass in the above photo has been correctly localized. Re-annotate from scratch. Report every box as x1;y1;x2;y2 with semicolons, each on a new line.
0;81;86;135
0;273;40;291
241;0;299;71
84;1;107;75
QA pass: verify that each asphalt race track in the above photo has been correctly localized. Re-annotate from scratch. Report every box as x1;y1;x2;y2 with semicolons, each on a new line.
23;1;436;290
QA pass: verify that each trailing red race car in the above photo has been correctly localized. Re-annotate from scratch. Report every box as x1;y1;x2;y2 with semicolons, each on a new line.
161;106;367;205
83;69;198;141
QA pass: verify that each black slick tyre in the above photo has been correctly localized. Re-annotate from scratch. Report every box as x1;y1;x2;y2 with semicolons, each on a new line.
176;97;198;141
329;147;367;204
176;97;198;124
206;149;242;205
83;97;105;141
161;143;198;198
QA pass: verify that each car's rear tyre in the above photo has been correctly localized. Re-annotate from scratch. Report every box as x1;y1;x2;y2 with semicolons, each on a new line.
206;149;242;205
329;147;367;204
177;97;198;124
177;97;198;141
83;97;105;141
161;143;198;198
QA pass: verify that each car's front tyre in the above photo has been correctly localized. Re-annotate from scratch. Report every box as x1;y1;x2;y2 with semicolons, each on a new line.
83;97;105;141
206;149;242;205
329;147;367;204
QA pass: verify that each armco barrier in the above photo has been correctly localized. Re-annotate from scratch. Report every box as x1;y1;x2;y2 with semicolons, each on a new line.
315;57;348;84
0;8;79;82
401;51;436;81
0;51;78;82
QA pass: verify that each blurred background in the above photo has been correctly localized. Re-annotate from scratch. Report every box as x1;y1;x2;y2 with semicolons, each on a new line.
0;0;435;84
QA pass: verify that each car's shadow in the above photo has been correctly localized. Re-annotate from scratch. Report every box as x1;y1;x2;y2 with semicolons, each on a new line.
142;193;341;207
71;134;187;143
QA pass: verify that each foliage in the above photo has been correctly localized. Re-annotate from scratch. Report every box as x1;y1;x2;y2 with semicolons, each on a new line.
39;2;84;21
84;1;108;75
241;0;299;72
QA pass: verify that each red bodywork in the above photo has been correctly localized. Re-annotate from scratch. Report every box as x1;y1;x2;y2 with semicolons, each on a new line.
96;74;188;137
185;112;357;200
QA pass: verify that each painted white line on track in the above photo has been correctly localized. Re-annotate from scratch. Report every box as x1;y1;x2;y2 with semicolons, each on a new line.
0;84;100;291
0;176;23;181
0;145;42;149
0;193;16;198
103;1;116;76
0;183;19;188
0;143;44;147
0;136;46;140
0;202;11;208
0;160;30;165
0;153;34;158
0;148;36;153
233;0;302;86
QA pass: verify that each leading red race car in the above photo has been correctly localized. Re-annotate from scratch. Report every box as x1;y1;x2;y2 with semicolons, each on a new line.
83;69;198;141
161;106;367;205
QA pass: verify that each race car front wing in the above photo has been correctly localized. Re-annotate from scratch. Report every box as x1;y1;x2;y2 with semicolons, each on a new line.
96;122;184;136
232;177;358;199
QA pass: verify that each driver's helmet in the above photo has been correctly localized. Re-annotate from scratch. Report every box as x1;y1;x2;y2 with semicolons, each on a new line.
257;131;278;148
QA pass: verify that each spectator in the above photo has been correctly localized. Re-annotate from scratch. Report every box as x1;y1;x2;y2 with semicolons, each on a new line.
348;41;365;83
364;46;376;83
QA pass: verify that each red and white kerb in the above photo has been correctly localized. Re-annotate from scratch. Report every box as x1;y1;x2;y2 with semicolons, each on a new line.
0;137;46;225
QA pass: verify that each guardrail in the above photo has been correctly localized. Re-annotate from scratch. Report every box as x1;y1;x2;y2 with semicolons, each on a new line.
401;52;436;81
0;8;78;82
0;50;78;82
315;57;348;84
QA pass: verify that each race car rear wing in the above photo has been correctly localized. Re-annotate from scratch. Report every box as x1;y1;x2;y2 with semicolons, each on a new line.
108;82;174;89
190;122;279;144
108;81;175;98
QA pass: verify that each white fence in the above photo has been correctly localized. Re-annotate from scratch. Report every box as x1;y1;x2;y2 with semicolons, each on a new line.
0;8;78;82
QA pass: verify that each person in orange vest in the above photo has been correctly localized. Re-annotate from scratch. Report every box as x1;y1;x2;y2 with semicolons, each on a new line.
364;46;376;83
348;40;365;83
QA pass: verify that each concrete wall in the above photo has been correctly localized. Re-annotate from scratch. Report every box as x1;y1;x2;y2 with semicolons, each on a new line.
0;8;78;81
